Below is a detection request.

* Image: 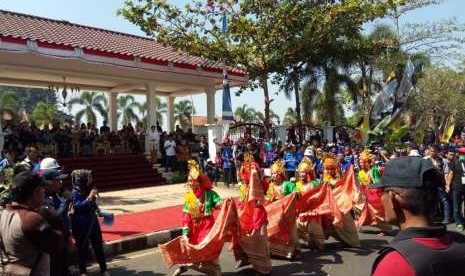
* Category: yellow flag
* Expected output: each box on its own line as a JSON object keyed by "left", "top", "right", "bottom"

{"left": 440, "top": 116, "right": 455, "bottom": 143}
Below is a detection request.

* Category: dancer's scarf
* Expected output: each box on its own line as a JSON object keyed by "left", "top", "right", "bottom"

{"left": 160, "top": 198, "right": 240, "bottom": 267}
{"left": 238, "top": 170, "right": 266, "bottom": 234}
{"left": 355, "top": 186, "right": 386, "bottom": 228}
{"left": 265, "top": 193, "right": 297, "bottom": 244}
{"left": 297, "top": 183, "right": 343, "bottom": 228}
{"left": 332, "top": 166, "right": 364, "bottom": 214}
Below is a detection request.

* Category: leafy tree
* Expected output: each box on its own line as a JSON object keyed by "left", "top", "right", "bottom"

{"left": 234, "top": 104, "right": 255, "bottom": 123}
{"left": 68, "top": 91, "right": 108, "bottom": 125}
{"left": 0, "top": 92, "right": 19, "bottom": 113}
{"left": 283, "top": 108, "right": 297, "bottom": 126}
{"left": 137, "top": 97, "right": 167, "bottom": 126}
{"left": 173, "top": 99, "right": 195, "bottom": 130}
{"left": 253, "top": 109, "right": 279, "bottom": 125}
{"left": 410, "top": 66, "right": 465, "bottom": 139}
{"left": 117, "top": 95, "right": 140, "bottom": 126}
{"left": 119, "top": 0, "right": 402, "bottom": 137}
{"left": 0, "top": 86, "right": 59, "bottom": 119}
{"left": 31, "top": 101, "right": 61, "bottom": 126}
{"left": 388, "top": 0, "right": 465, "bottom": 63}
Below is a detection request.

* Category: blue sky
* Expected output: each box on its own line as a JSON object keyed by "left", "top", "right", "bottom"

{"left": 0, "top": 0, "right": 464, "bottom": 127}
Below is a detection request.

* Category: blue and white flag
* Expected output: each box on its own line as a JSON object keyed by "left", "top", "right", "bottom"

{"left": 221, "top": 11, "right": 233, "bottom": 140}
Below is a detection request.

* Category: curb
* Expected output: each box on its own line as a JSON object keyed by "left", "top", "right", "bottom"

{"left": 103, "top": 227, "right": 182, "bottom": 256}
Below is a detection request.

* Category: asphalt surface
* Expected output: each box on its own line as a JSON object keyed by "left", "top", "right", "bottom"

{"left": 88, "top": 228, "right": 396, "bottom": 276}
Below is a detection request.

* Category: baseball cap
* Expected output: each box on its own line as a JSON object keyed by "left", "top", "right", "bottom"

{"left": 41, "top": 169, "right": 68, "bottom": 181}
{"left": 40, "top": 158, "right": 61, "bottom": 170}
{"left": 371, "top": 156, "right": 435, "bottom": 188}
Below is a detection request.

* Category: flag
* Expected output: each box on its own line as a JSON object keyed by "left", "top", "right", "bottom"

{"left": 440, "top": 116, "right": 455, "bottom": 143}
{"left": 221, "top": 11, "right": 233, "bottom": 140}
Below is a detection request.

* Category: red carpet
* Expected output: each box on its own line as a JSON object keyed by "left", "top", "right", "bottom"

{"left": 101, "top": 199, "right": 239, "bottom": 242}
{"left": 101, "top": 204, "right": 183, "bottom": 242}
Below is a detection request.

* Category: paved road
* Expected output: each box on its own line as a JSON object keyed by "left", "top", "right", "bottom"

{"left": 88, "top": 228, "right": 394, "bottom": 276}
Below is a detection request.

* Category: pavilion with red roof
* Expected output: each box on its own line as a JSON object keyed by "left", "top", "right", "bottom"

{"left": 0, "top": 9, "right": 247, "bottom": 140}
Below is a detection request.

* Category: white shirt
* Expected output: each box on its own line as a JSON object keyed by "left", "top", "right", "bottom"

{"left": 164, "top": 140, "right": 176, "bottom": 156}
{"left": 148, "top": 130, "right": 159, "bottom": 151}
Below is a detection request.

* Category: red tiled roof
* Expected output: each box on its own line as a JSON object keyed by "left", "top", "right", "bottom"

{"left": 192, "top": 116, "right": 222, "bottom": 125}
{"left": 0, "top": 10, "right": 246, "bottom": 76}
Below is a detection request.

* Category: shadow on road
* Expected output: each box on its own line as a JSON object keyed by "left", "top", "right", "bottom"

{"left": 106, "top": 266, "right": 164, "bottom": 276}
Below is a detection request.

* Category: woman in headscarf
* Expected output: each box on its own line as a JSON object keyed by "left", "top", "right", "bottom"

{"left": 70, "top": 169, "right": 109, "bottom": 276}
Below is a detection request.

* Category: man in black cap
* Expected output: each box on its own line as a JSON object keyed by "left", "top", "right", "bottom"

{"left": 41, "top": 168, "right": 72, "bottom": 276}
{"left": 372, "top": 156, "right": 465, "bottom": 276}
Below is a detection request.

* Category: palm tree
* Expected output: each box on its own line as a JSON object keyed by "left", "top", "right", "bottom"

{"left": 254, "top": 109, "right": 280, "bottom": 125}
{"left": 137, "top": 97, "right": 167, "bottom": 126}
{"left": 173, "top": 99, "right": 195, "bottom": 130}
{"left": 283, "top": 108, "right": 297, "bottom": 125}
{"left": 68, "top": 91, "right": 108, "bottom": 125}
{"left": 117, "top": 95, "right": 140, "bottom": 126}
{"left": 31, "top": 101, "right": 60, "bottom": 126}
{"left": 0, "top": 92, "right": 19, "bottom": 114}
{"left": 234, "top": 104, "right": 255, "bottom": 123}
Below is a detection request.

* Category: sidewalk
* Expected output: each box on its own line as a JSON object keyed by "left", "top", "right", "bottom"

{"left": 98, "top": 183, "right": 239, "bottom": 255}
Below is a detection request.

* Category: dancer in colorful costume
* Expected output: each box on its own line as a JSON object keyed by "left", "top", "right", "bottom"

{"left": 323, "top": 154, "right": 360, "bottom": 248}
{"left": 356, "top": 149, "right": 392, "bottom": 235}
{"left": 234, "top": 153, "right": 272, "bottom": 275}
{"left": 265, "top": 160, "right": 300, "bottom": 260}
{"left": 295, "top": 157, "right": 327, "bottom": 250}
{"left": 173, "top": 160, "right": 222, "bottom": 276}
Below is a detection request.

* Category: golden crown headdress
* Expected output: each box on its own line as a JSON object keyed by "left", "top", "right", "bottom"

{"left": 359, "top": 149, "right": 374, "bottom": 163}
{"left": 188, "top": 159, "right": 201, "bottom": 180}
{"left": 270, "top": 159, "right": 286, "bottom": 175}
{"left": 243, "top": 153, "right": 254, "bottom": 165}
{"left": 322, "top": 153, "right": 338, "bottom": 170}
{"left": 297, "top": 156, "right": 314, "bottom": 173}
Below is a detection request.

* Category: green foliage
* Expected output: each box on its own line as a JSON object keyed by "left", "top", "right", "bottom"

{"left": 137, "top": 97, "right": 167, "bottom": 126}
{"left": 283, "top": 107, "right": 297, "bottom": 126}
{"left": 234, "top": 104, "right": 255, "bottom": 123}
{"left": 119, "top": 0, "right": 404, "bottom": 135}
{"left": 171, "top": 170, "right": 187, "bottom": 184}
{"left": 173, "top": 99, "right": 195, "bottom": 130}
{"left": 31, "top": 101, "right": 61, "bottom": 126}
{"left": 117, "top": 95, "right": 140, "bottom": 126}
{"left": 68, "top": 91, "right": 108, "bottom": 125}
{"left": 410, "top": 66, "right": 465, "bottom": 137}
{"left": 0, "top": 86, "right": 59, "bottom": 122}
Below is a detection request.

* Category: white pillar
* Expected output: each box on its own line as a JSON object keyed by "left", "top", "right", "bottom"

{"left": 206, "top": 87, "right": 216, "bottom": 124}
{"left": 166, "top": 96, "right": 175, "bottom": 133}
{"left": 107, "top": 92, "right": 118, "bottom": 131}
{"left": 145, "top": 83, "right": 158, "bottom": 154}
{"left": 0, "top": 117, "right": 4, "bottom": 153}
{"left": 145, "top": 83, "right": 158, "bottom": 129}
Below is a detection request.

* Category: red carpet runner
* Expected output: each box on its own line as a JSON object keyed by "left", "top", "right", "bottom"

{"left": 101, "top": 204, "right": 183, "bottom": 242}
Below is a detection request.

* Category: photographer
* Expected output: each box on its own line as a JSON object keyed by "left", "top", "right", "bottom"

{"left": 41, "top": 166, "right": 72, "bottom": 276}
{"left": 70, "top": 169, "right": 109, "bottom": 276}
{"left": 0, "top": 171, "right": 63, "bottom": 276}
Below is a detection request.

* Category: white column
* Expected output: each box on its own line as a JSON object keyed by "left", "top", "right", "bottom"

{"left": 0, "top": 117, "right": 4, "bottom": 153}
{"left": 107, "top": 92, "right": 118, "bottom": 131}
{"left": 206, "top": 87, "right": 216, "bottom": 124}
{"left": 166, "top": 96, "right": 175, "bottom": 133}
{"left": 145, "top": 83, "right": 158, "bottom": 154}
{"left": 145, "top": 83, "right": 158, "bottom": 129}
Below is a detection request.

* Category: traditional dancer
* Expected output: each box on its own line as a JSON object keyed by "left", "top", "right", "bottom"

{"left": 173, "top": 160, "right": 222, "bottom": 276}
{"left": 265, "top": 160, "right": 300, "bottom": 260}
{"left": 266, "top": 160, "right": 297, "bottom": 202}
{"left": 356, "top": 149, "right": 392, "bottom": 235}
{"left": 295, "top": 157, "right": 327, "bottom": 250}
{"left": 296, "top": 157, "right": 320, "bottom": 192}
{"left": 234, "top": 153, "right": 272, "bottom": 275}
{"left": 320, "top": 154, "right": 360, "bottom": 248}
